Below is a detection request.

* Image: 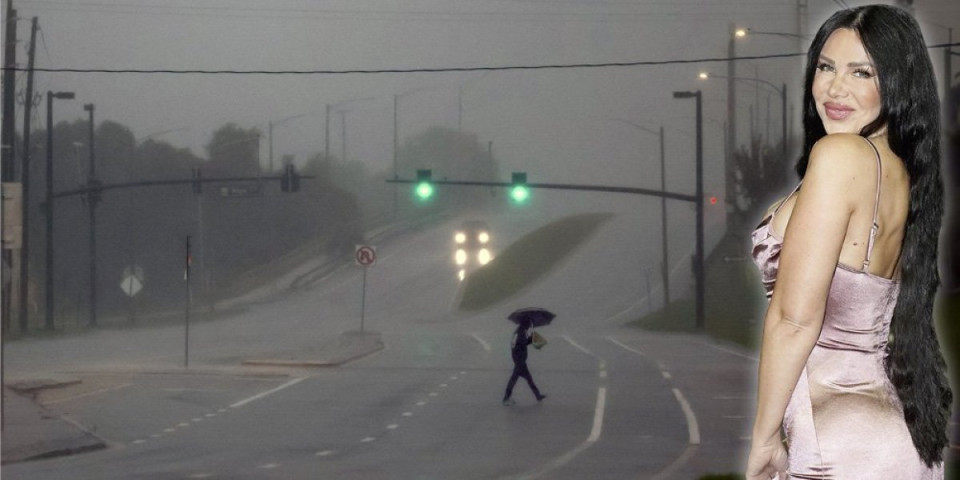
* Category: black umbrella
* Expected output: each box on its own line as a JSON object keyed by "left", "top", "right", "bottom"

{"left": 507, "top": 307, "right": 556, "bottom": 328}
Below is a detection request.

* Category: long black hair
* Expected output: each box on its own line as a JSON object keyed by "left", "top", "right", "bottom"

{"left": 796, "top": 5, "right": 950, "bottom": 465}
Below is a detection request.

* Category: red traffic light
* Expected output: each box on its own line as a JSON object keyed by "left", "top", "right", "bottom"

{"left": 709, "top": 196, "right": 718, "bottom": 205}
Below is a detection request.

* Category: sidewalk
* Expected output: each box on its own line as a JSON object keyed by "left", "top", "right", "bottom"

{"left": 2, "top": 382, "right": 106, "bottom": 465}
{"left": 0, "top": 329, "right": 384, "bottom": 466}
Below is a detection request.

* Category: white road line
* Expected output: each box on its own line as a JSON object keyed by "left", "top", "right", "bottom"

{"left": 230, "top": 377, "right": 306, "bottom": 408}
{"left": 361, "top": 437, "right": 376, "bottom": 443}
{"left": 470, "top": 333, "right": 491, "bottom": 352}
{"left": 662, "top": 371, "right": 672, "bottom": 380}
{"left": 315, "top": 450, "right": 334, "bottom": 457}
{"left": 649, "top": 444, "right": 699, "bottom": 480}
{"left": 607, "top": 336, "right": 645, "bottom": 356}
{"left": 694, "top": 339, "right": 758, "bottom": 361}
{"left": 562, "top": 335, "right": 593, "bottom": 355}
{"left": 521, "top": 387, "right": 607, "bottom": 479}
{"left": 44, "top": 382, "right": 135, "bottom": 405}
{"left": 672, "top": 388, "right": 701, "bottom": 445}
{"left": 588, "top": 387, "right": 607, "bottom": 443}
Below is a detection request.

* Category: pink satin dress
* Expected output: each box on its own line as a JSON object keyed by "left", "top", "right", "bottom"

{"left": 751, "top": 139, "right": 942, "bottom": 479}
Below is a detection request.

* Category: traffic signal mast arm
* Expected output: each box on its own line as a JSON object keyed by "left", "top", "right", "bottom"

{"left": 387, "top": 177, "right": 698, "bottom": 202}
{"left": 51, "top": 172, "right": 313, "bottom": 199}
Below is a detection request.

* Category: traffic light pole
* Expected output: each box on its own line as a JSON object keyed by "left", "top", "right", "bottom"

{"left": 387, "top": 175, "right": 706, "bottom": 328}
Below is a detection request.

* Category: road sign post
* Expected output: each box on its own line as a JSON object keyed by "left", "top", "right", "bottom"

{"left": 355, "top": 245, "right": 377, "bottom": 333}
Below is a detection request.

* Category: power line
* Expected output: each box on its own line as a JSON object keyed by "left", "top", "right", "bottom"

{"left": 3, "top": 42, "right": 957, "bottom": 76}
{"left": 0, "top": 51, "right": 809, "bottom": 75}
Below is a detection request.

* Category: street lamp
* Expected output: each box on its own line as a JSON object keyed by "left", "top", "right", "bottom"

{"left": 609, "top": 118, "right": 670, "bottom": 308}
{"left": 672, "top": 90, "right": 705, "bottom": 331}
{"left": 83, "top": 103, "right": 98, "bottom": 327}
{"left": 700, "top": 72, "right": 787, "bottom": 159}
{"left": 324, "top": 96, "right": 375, "bottom": 163}
{"left": 45, "top": 90, "right": 75, "bottom": 331}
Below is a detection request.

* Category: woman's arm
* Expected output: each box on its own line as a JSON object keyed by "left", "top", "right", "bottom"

{"left": 750, "top": 134, "right": 872, "bottom": 448}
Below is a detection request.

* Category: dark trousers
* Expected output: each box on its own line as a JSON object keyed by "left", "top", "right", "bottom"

{"left": 504, "top": 359, "right": 541, "bottom": 400}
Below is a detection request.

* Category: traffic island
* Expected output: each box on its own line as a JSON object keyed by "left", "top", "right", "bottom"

{"left": 242, "top": 330, "right": 384, "bottom": 368}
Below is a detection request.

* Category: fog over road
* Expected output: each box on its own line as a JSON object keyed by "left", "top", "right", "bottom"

{"left": 3, "top": 194, "right": 752, "bottom": 479}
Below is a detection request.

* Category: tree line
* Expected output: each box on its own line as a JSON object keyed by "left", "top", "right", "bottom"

{"left": 15, "top": 118, "right": 498, "bottom": 331}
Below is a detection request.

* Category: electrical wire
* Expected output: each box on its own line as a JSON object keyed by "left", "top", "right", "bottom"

{"left": 1, "top": 51, "right": 808, "bottom": 75}
{"left": 3, "top": 42, "right": 957, "bottom": 76}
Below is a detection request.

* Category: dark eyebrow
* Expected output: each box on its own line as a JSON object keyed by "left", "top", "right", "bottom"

{"left": 819, "top": 54, "right": 874, "bottom": 69}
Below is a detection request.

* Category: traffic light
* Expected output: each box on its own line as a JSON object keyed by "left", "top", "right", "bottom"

{"left": 415, "top": 169, "right": 434, "bottom": 200}
{"left": 510, "top": 172, "right": 529, "bottom": 204}
{"left": 192, "top": 167, "right": 202, "bottom": 194}
{"left": 281, "top": 164, "right": 300, "bottom": 192}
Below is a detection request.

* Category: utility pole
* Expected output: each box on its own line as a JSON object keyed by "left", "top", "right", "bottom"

{"left": 658, "top": 126, "right": 669, "bottom": 307}
{"left": 726, "top": 24, "right": 737, "bottom": 216}
{"left": 2, "top": 0, "right": 17, "bottom": 333}
{"left": 393, "top": 94, "right": 399, "bottom": 219}
{"left": 83, "top": 103, "right": 97, "bottom": 327}
{"left": 18, "top": 16, "right": 36, "bottom": 332}
{"left": 45, "top": 90, "right": 75, "bottom": 331}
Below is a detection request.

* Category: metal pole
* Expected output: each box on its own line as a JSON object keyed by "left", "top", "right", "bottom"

{"left": 185, "top": 236, "right": 191, "bottom": 368}
{"left": 659, "top": 126, "right": 669, "bottom": 307}
{"left": 946, "top": 29, "right": 953, "bottom": 109}
{"left": 726, "top": 24, "right": 737, "bottom": 213}
{"left": 393, "top": 95, "right": 399, "bottom": 219}
{"left": 44, "top": 90, "right": 73, "bottom": 331}
{"left": 84, "top": 103, "right": 97, "bottom": 327}
{"left": 18, "top": 17, "right": 37, "bottom": 332}
{"left": 340, "top": 111, "right": 347, "bottom": 163}
{"left": 268, "top": 120, "right": 274, "bottom": 172}
{"left": 360, "top": 266, "right": 367, "bottom": 333}
{"left": 695, "top": 91, "right": 705, "bottom": 330}
{"left": 324, "top": 104, "right": 330, "bottom": 162}
{"left": 44, "top": 91, "right": 54, "bottom": 331}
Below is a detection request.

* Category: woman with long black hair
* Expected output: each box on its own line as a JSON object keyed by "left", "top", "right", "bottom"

{"left": 746, "top": 5, "right": 951, "bottom": 479}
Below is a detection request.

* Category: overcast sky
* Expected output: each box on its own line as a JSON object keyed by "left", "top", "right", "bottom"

{"left": 6, "top": 0, "right": 959, "bottom": 197}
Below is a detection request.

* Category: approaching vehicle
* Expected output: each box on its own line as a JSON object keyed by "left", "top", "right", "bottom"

{"left": 454, "top": 220, "right": 494, "bottom": 281}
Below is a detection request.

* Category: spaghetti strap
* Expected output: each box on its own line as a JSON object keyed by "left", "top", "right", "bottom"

{"left": 862, "top": 137, "right": 882, "bottom": 271}
{"left": 772, "top": 181, "right": 803, "bottom": 218}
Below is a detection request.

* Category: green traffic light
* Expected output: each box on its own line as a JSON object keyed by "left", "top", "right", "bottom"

{"left": 416, "top": 182, "right": 435, "bottom": 200}
{"left": 510, "top": 185, "right": 530, "bottom": 203}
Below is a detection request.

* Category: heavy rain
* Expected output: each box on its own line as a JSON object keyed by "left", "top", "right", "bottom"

{"left": 1, "top": 0, "right": 958, "bottom": 478}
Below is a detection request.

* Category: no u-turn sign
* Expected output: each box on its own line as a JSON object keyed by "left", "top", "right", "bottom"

{"left": 355, "top": 245, "right": 377, "bottom": 267}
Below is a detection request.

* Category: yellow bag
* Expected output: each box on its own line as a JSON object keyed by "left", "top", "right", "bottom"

{"left": 531, "top": 331, "right": 547, "bottom": 350}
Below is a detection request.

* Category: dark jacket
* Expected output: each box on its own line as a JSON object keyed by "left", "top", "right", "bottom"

{"left": 511, "top": 326, "right": 532, "bottom": 362}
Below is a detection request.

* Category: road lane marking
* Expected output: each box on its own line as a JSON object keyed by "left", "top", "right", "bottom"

{"left": 562, "top": 335, "right": 593, "bottom": 355}
{"left": 662, "top": 371, "right": 672, "bottom": 380}
{"left": 522, "top": 387, "right": 607, "bottom": 479}
{"left": 607, "top": 336, "right": 645, "bottom": 356}
{"left": 258, "top": 463, "right": 278, "bottom": 469}
{"left": 315, "top": 450, "right": 334, "bottom": 457}
{"left": 44, "top": 382, "right": 135, "bottom": 405}
{"left": 470, "top": 333, "right": 491, "bottom": 352}
{"left": 230, "top": 377, "right": 306, "bottom": 408}
{"left": 650, "top": 444, "right": 698, "bottom": 480}
{"left": 361, "top": 437, "right": 376, "bottom": 443}
{"left": 672, "top": 388, "right": 701, "bottom": 445}
{"left": 693, "top": 339, "right": 758, "bottom": 361}
{"left": 387, "top": 424, "right": 399, "bottom": 430}
{"left": 588, "top": 387, "right": 606, "bottom": 442}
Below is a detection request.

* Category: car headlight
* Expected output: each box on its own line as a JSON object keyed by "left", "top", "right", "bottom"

{"left": 478, "top": 232, "right": 489, "bottom": 243}
{"left": 478, "top": 248, "right": 492, "bottom": 265}
{"left": 455, "top": 232, "right": 466, "bottom": 244}
{"left": 455, "top": 249, "right": 467, "bottom": 265}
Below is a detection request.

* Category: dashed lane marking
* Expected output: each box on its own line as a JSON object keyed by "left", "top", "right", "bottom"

{"left": 230, "top": 377, "right": 306, "bottom": 408}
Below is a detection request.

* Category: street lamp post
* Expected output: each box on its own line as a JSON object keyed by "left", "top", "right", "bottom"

{"left": 672, "top": 90, "right": 704, "bottom": 331}
{"left": 83, "top": 103, "right": 98, "bottom": 327}
{"left": 611, "top": 119, "right": 670, "bottom": 308}
{"left": 700, "top": 72, "right": 787, "bottom": 159}
{"left": 45, "top": 90, "right": 75, "bottom": 331}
